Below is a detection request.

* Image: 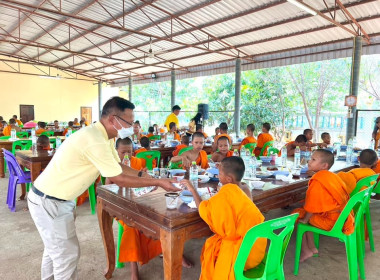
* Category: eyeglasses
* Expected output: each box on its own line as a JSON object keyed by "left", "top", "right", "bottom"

{"left": 113, "top": 115, "right": 133, "bottom": 127}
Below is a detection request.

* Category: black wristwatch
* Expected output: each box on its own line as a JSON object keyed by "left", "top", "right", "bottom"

{"left": 138, "top": 171, "right": 143, "bottom": 177}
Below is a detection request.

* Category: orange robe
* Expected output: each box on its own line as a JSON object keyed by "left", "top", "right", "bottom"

{"left": 135, "top": 147, "right": 147, "bottom": 156}
{"left": 73, "top": 122, "right": 80, "bottom": 126}
{"left": 146, "top": 133, "right": 154, "bottom": 138}
{"left": 130, "top": 156, "right": 145, "bottom": 170}
{"left": 239, "top": 136, "right": 257, "bottom": 149}
{"left": 172, "top": 144, "right": 188, "bottom": 156}
{"left": 195, "top": 150, "right": 209, "bottom": 169}
{"left": 337, "top": 168, "right": 376, "bottom": 194}
{"left": 16, "top": 119, "right": 23, "bottom": 126}
{"left": 2, "top": 126, "right": 11, "bottom": 136}
{"left": 375, "top": 130, "right": 380, "bottom": 149}
{"left": 199, "top": 183, "right": 267, "bottom": 280}
{"left": 173, "top": 132, "right": 181, "bottom": 141}
{"left": 118, "top": 158, "right": 162, "bottom": 264}
{"left": 202, "top": 132, "right": 209, "bottom": 138}
{"left": 373, "top": 160, "right": 380, "bottom": 173}
{"left": 293, "top": 170, "right": 354, "bottom": 235}
{"left": 214, "top": 133, "right": 232, "bottom": 144}
{"left": 36, "top": 128, "right": 47, "bottom": 135}
{"left": 254, "top": 133, "right": 274, "bottom": 156}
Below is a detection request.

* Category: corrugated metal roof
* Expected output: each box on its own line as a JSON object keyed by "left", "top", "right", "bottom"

{"left": 0, "top": 0, "right": 378, "bottom": 83}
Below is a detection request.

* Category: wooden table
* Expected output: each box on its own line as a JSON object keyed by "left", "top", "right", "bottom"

{"left": 15, "top": 150, "right": 53, "bottom": 182}
{"left": 97, "top": 160, "right": 354, "bottom": 280}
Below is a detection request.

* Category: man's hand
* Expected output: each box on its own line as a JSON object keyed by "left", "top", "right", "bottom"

{"left": 158, "top": 179, "right": 181, "bottom": 192}
{"left": 140, "top": 171, "right": 151, "bottom": 178}
{"left": 181, "top": 156, "right": 191, "bottom": 168}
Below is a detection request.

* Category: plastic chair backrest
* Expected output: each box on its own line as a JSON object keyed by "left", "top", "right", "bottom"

{"left": 135, "top": 150, "right": 161, "bottom": 170}
{"left": 244, "top": 143, "right": 257, "bottom": 154}
{"left": 179, "top": 146, "right": 193, "bottom": 155}
{"left": 2, "top": 149, "right": 30, "bottom": 181}
{"left": 350, "top": 174, "right": 379, "bottom": 198}
{"left": 267, "top": 147, "right": 279, "bottom": 155}
{"left": 0, "top": 136, "right": 11, "bottom": 140}
{"left": 149, "top": 135, "right": 161, "bottom": 140}
{"left": 331, "top": 186, "right": 373, "bottom": 234}
{"left": 11, "top": 140, "right": 32, "bottom": 155}
{"left": 41, "top": 131, "right": 54, "bottom": 137}
{"left": 259, "top": 141, "right": 274, "bottom": 157}
{"left": 16, "top": 131, "right": 28, "bottom": 138}
{"left": 49, "top": 138, "right": 56, "bottom": 149}
{"left": 373, "top": 178, "right": 380, "bottom": 194}
{"left": 234, "top": 213, "right": 299, "bottom": 279}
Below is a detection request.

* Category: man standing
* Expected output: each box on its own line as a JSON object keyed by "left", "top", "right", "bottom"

{"left": 28, "top": 97, "right": 179, "bottom": 280}
{"left": 164, "top": 105, "right": 181, "bottom": 131}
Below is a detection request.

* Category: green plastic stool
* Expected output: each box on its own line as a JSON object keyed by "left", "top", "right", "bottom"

{"left": 235, "top": 213, "right": 298, "bottom": 280}
{"left": 244, "top": 143, "right": 257, "bottom": 154}
{"left": 136, "top": 150, "right": 161, "bottom": 170}
{"left": 16, "top": 131, "right": 28, "bottom": 138}
{"left": 294, "top": 187, "right": 374, "bottom": 280}
{"left": 41, "top": 131, "right": 54, "bottom": 137}
{"left": 148, "top": 135, "right": 161, "bottom": 140}
{"left": 116, "top": 221, "right": 125, "bottom": 268}
{"left": 258, "top": 141, "right": 274, "bottom": 158}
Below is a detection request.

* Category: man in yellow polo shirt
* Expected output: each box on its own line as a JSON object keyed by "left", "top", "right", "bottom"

{"left": 28, "top": 97, "right": 179, "bottom": 280}
{"left": 164, "top": 105, "right": 181, "bottom": 130}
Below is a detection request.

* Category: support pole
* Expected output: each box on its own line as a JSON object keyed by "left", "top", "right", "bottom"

{"left": 346, "top": 36, "right": 362, "bottom": 144}
{"left": 98, "top": 81, "right": 103, "bottom": 120}
{"left": 128, "top": 76, "right": 132, "bottom": 101}
{"left": 234, "top": 58, "right": 241, "bottom": 137}
{"left": 171, "top": 70, "right": 176, "bottom": 108}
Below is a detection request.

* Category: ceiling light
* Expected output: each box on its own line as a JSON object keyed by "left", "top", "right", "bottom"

{"left": 287, "top": 0, "right": 317, "bottom": 16}
{"left": 96, "top": 57, "right": 124, "bottom": 64}
{"left": 39, "top": 75, "right": 61, "bottom": 80}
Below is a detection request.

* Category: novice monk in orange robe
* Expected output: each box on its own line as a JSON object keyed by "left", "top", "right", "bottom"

{"left": 172, "top": 135, "right": 190, "bottom": 156}
{"left": 254, "top": 122, "right": 274, "bottom": 156}
{"left": 239, "top": 123, "right": 257, "bottom": 150}
{"left": 282, "top": 134, "right": 307, "bottom": 156}
{"left": 211, "top": 136, "right": 234, "bottom": 163}
{"left": 36, "top": 122, "right": 48, "bottom": 135}
{"left": 168, "top": 122, "right": 181, "bottom": 141}
{"left": 213, "top": 122, "right": 232, "bottom": 151}
{"left": 337, "top": 149, "right": 377, "bottom": 194}
{"left": 171, "top": 132, "right": 209, "bottom": 169}
{"left": 3, "top": 118, "right": 21, "bottom": 135}
{"left": 293, "top": 149, "right": 354, "bottom": 262}
{"left": 135, "top": 136, "right": 157, "bottom": 168}
{"left": 196, "top": 124, "right": 209, "bottom": 138}
{"left": 181, "top": 156, "right": 267, "bottom": 279}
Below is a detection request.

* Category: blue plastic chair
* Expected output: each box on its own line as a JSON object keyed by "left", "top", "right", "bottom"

{"left": 2, "top": 149, "right": 32, "bottom": 212}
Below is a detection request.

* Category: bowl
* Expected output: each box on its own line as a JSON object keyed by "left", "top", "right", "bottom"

{"left": 180, "top": 190, "right": 194, "bottom": 203}
{"left": 168, "top": 169, "right": 186, "bottom": 175}
{"left": 198, "top": 174, "right": 210, "bottom": 183}
{"left": 206, "top": 168, "right": 219, "bottom": 175}
{"left": 260, "top": 156, "right": 272, "bottom": 163}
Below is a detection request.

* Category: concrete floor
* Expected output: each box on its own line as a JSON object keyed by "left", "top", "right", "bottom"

{"left": 0, "top": 175, "right": 379, "bottom": 280}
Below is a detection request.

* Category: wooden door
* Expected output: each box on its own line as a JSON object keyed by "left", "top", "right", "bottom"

{"left": 81, "top": 107, "right": 92, "bottom": 124}
{"left": 20, "top": 105, "right": 34, "bottom": 123}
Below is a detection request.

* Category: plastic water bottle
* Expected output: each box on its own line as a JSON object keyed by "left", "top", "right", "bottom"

{"left": 82, "top": 123, "right": 86, "bottom": 128}
{"left": 240, "top": 146, "right": 246, "bottom": 158}
{"left": 352, "top": 137, "right": 357, "bottom": 149}
{"left": 281, "top": 146, "right": 287, "bottom": 167}
{"left": 122, "top": 155, "right": 130, "bottom": 167}
{"left": 346, "top": 139, "right": 353, "bottom": 164}
{"left": 56, "top": 137, "right": 62, "bottom": 148}
{"left": 370, "top": 138, "right": 375, "bottom": 150}
{"left": 32, "top": 133, "right": 37, "bottom": 155}
{"left": 190, "top": 161, "right": 198, "bottom": 189}
{"left": 11, "top": 129, "right": 16, "bottom": 140}
{"left": 294, "top": 146, "right": 301, "bottom": 168}
{"left": 31, "top": 128, "right": 36, "bottom": 137}
{"left": 233, "top": 149, "right": 239, "bottom": 157}
{"left": 249, "top": 156, "right": 257, "bottom": 178}
{"left": 67, "top": 128, "right": 72, "bottom": 137}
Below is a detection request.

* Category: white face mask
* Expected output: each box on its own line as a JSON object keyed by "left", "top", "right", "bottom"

{"left": 113, "top": 118, "right": 134, "bottom": 138}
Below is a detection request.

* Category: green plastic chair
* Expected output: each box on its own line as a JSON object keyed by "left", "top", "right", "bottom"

{"left": 235, "top": 213, "right": 298, "bottom": 280}
{"left": 75, "top": 182, "right": 96, "bottom": 215}
{"left": 49, "top": 138, "right": 56, "bottom": 149}
{"left": 244, "top": 143, "right": 257, "bottom": 154}
{"left": 258, "top": 141, "right": 274, "bottom": 157}
{"left": 11, "top": 140, "right": 32, "bottom": 155}
{"left": 349, "top": 175, "right": 379, "bottom": 257}
{"left": 0, "top": 136, "right": 11, "bottom": 140}
{"left": 169, "top": 146, "right": 193, "bottom": 169}
{"left": 179, "top": 146, "right": 193, "bottom": 155}
{"left": 148, "top": 135, "right": 161, "bottom": 140}
{"left": 19, "top": 125, "right": 23, "bottom": 128}
{"left": 16, "top": 131, "right": 28, "bottom": 138}
{"left": 267, "top": 147, "right": 279, "bottom": 155}
{"left": 41, "top": 131, "right": 54, "bottom": 137}
{"left": 294, "top": 186, "right": 374, "bottom": 280}
{"left": 136, "top": 150, "right": 161, "bottom": 170}
{"left": 116, "top": 221, "right": 125, "bottom": 268}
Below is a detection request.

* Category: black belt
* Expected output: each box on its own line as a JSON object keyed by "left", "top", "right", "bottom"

{"left": 32, "top": 185, "right": 66, "bottom": 202}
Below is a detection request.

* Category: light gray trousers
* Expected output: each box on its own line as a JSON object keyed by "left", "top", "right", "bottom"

{"left": 28, "top": 189, "right": 80, "bottom": 280}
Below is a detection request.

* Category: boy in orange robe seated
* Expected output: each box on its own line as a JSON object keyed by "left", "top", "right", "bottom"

{"left": 292, "top": 149, "right": 354, "bottom": 262}
{"left": 284, "top": 134, "right": 308, "bottom": 156}
{"left": 181, "top": 156, "right": 267, "bottom": 279}
{"left": 36, "top": 122, "right": 48, "bottom": 135}
{"left": 239, "top": 123, "right": 257, "bottom": 150}
{"left": 337, "top": 149, "right": 377, "bottom": 194}
{"left": 2, "top": 118, "right": 21, "bottom": 136}
{"left": 304, "top": 129, "right": 327, "bottom": 149}
{"left": 135, "top": 136, "right": 157, "bottom": 168}
{"left": 168, "top": 122, "right": 181, "bottom": 141}
{"left": 254, "top": 122, "right": 274, "bottom": 156}
{"left": 171, "top": 132, "right": 209, "bottom": 169}
{"left": 172, "top": 135, "right": 190, "bottom": 156}
{"left": 196, "top": 124, "right": 208, "bottom": 138}
{"left": 13, "top": 115, "right": 23, "bottom": 126}
{"left": 211, "top": 136, "right": 233, "bottom": 163}
{"left": 145, "top": 126, "right": 155, "bottom": 139}
{"left": 62, "top": 121, "right": 74, "bottom": 136}
{"left": 213, "top": 122, "right": 232, "bottom": 151}
{"left": 321, "top": 132, "right": 331, "bottom": 147}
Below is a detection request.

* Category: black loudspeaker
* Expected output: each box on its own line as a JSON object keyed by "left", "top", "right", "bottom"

{"left": 198, "top": 103, "right": 209, "bottom": 120}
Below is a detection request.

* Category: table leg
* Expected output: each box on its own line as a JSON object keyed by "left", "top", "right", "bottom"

{"left": 160, "top": 227, "right": 186, "bottom": 280}
{"left": 30, "top": 162, "right": 41, "bottom": 182}
{"left": 0, "top": 151, "right": 4, "bottom": 178}
{"left": 97, "top": 199, "right": 115, "bottom": 279}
